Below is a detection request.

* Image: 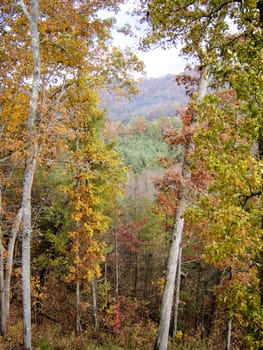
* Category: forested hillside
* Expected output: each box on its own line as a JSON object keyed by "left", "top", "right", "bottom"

{"left": 100, "top": 75, "right": 187, "bottom": 122}
{"left": 0, "top": 1, "right": 262, "bottom": 350}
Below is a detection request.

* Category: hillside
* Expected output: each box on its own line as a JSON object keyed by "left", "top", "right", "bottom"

{"left": 100, "top": 74, "right": 188, "bottom": 122}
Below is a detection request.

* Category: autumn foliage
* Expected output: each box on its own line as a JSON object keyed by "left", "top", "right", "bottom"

{"left": 0, "top": 0, "right": 263, "bottom": 349}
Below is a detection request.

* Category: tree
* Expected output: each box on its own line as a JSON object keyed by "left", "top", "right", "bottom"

{"left": 187, "top": 90, "right": 263, "bottom": 347}
{"left": 139, "top": 1, "right": 262, "bottom": 348}
{"left": 18, "top": 1, "right": 41, "bottom": 348}
{"left": 61, "top": 79, "right": 126, "bottom": 336}
{"left": 0, "top": 0, "right": 142, "bottom": 347}
{"left": 154, "top": 72, "right": 211, "bottom": 350}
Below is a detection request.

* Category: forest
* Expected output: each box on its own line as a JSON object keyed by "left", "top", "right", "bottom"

{"left": 0, "top": 1, "right": 262, "bottom": 350}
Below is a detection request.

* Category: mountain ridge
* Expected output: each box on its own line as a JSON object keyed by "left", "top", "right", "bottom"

{"left": 100, "top": 74, "right": 188, "bottom": 122}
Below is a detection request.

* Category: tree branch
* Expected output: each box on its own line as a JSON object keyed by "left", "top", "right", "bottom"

{"left": 242, "top": 190, "right": 262, "bottom": 207}
{"left": 18, "top": 0, "right": 31, "bottom": 22}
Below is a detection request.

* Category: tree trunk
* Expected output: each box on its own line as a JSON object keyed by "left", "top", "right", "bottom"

{"left": 19, "top": 1, "right": 41, "bottom": 348}
{"left": 133, "top": 250, "right": 140, "bottom": 296}
{"left": 173, "top": 246, "right": 182, "bottom": 343}
{"left": 22, "top": 151, "right": 37, "bottom": 350}
{"left": 2, "top": 209, "right": 22, "bottom": 335}
{"left": 154, "top": 178, "right": 188, "bottom": 350}
{"left": 258, "top": 135, "right": 263, "bottom": 305}
{"left": 226, "top": 318, "right": 232, "bottom": 350}
{"left": 143, "top": 253, "right": 150, "bottom": 299}
{"left": 76, "top": 280, "right": 82, "bottom": 336}
{"left": 115, "top": 228, "right": 119, "bottom": 301}
{"left": 154, "top": 70, "right": 211, "bottom": 350}
{"left": 91, "top": 279, "right": 98, "bottom": 330}
{"left": 0, "top": 242, "right": 5, "bottom": 336}
{"left": 0, "top": 187, "right": 5, "bottom": 336}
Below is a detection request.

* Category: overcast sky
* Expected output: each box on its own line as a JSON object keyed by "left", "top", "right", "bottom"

{"left": 109, "top": 2, "right": 187, "bottom": 78}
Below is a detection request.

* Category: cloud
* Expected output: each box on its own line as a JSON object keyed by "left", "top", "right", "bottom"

{"left": 101, "top": 1, "right": 187, "bottom": 78}
{"left": 137, "top": 48, "right": 187, "bottom": 78}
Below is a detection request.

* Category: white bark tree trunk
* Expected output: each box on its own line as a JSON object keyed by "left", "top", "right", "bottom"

{"left": 154, "top": 167, "right": 189, "bottom": 350}
{"left": 19, "top": 1, "right": 41, "bottom": 349}
{"left": 74, "top": 139, "right": 82, "bottom": 338}
{"left": 227, "top": 318, "right": 232, "bottom": 350}
{"left": 154, "top": 70, "right": 211, "bottom": 350}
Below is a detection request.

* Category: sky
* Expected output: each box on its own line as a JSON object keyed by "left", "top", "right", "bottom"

{"left": 109, "top": 2, "right": 187, "bottom": 78}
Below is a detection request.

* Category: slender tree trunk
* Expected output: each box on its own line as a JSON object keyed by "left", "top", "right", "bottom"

{"left": 173, "top": 246, "right": 182, "bottom": 343}
{"left": 0, "top": 242, "right": 4, "bottom": 336}
{"left": 134, "top": 250, "right": 140, "bottom": 296}
{"left": 91, "top": 279, "right": 98, "bottom": 330}
{"left": 194, "top": 263, "right": 202, "bottom": 329}
{"left": 0, "top": 187, "right": 5, "bottom": 336}
{"left": 143, "top": 253, "right": 150, "bottom": 299}
{"left": 115, "top": 228, "right": 119, "bottom": 301}
{"left": 154, "top": 70, "right": 211, "bottom": 350}
{"left": 19, "top": 1, "right": 41, "bottom": 348}
{"left": 0, "top": 188, "right": 22, "bottom": 336}
{"left": 0, "top": 244, "right": 5, "bottom": 336}
{"left": 258, "top": 135, "right": 263, "bottom": 305}
{"left": 256, "top": 1, "right": 262, "bottom": 304}
{"left": 2, "top": 209, "right": 22, "bottom": 335}
{"left": 74, "top": 136, "right": 83, "bottom": 338}
{"left": 76, "top": 280, "right": 82, "bottom": 336}
{"left": 226, "top": 318, "right": 232, "bottom": 350}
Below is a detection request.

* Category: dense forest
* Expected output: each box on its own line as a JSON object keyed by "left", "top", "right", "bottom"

{"left": 0, "top": 1, "right": 262, "bottom": 350}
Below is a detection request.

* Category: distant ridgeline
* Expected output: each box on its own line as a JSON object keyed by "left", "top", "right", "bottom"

{"left": 100, "top": 74, "right": 188, "bottom": 122}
